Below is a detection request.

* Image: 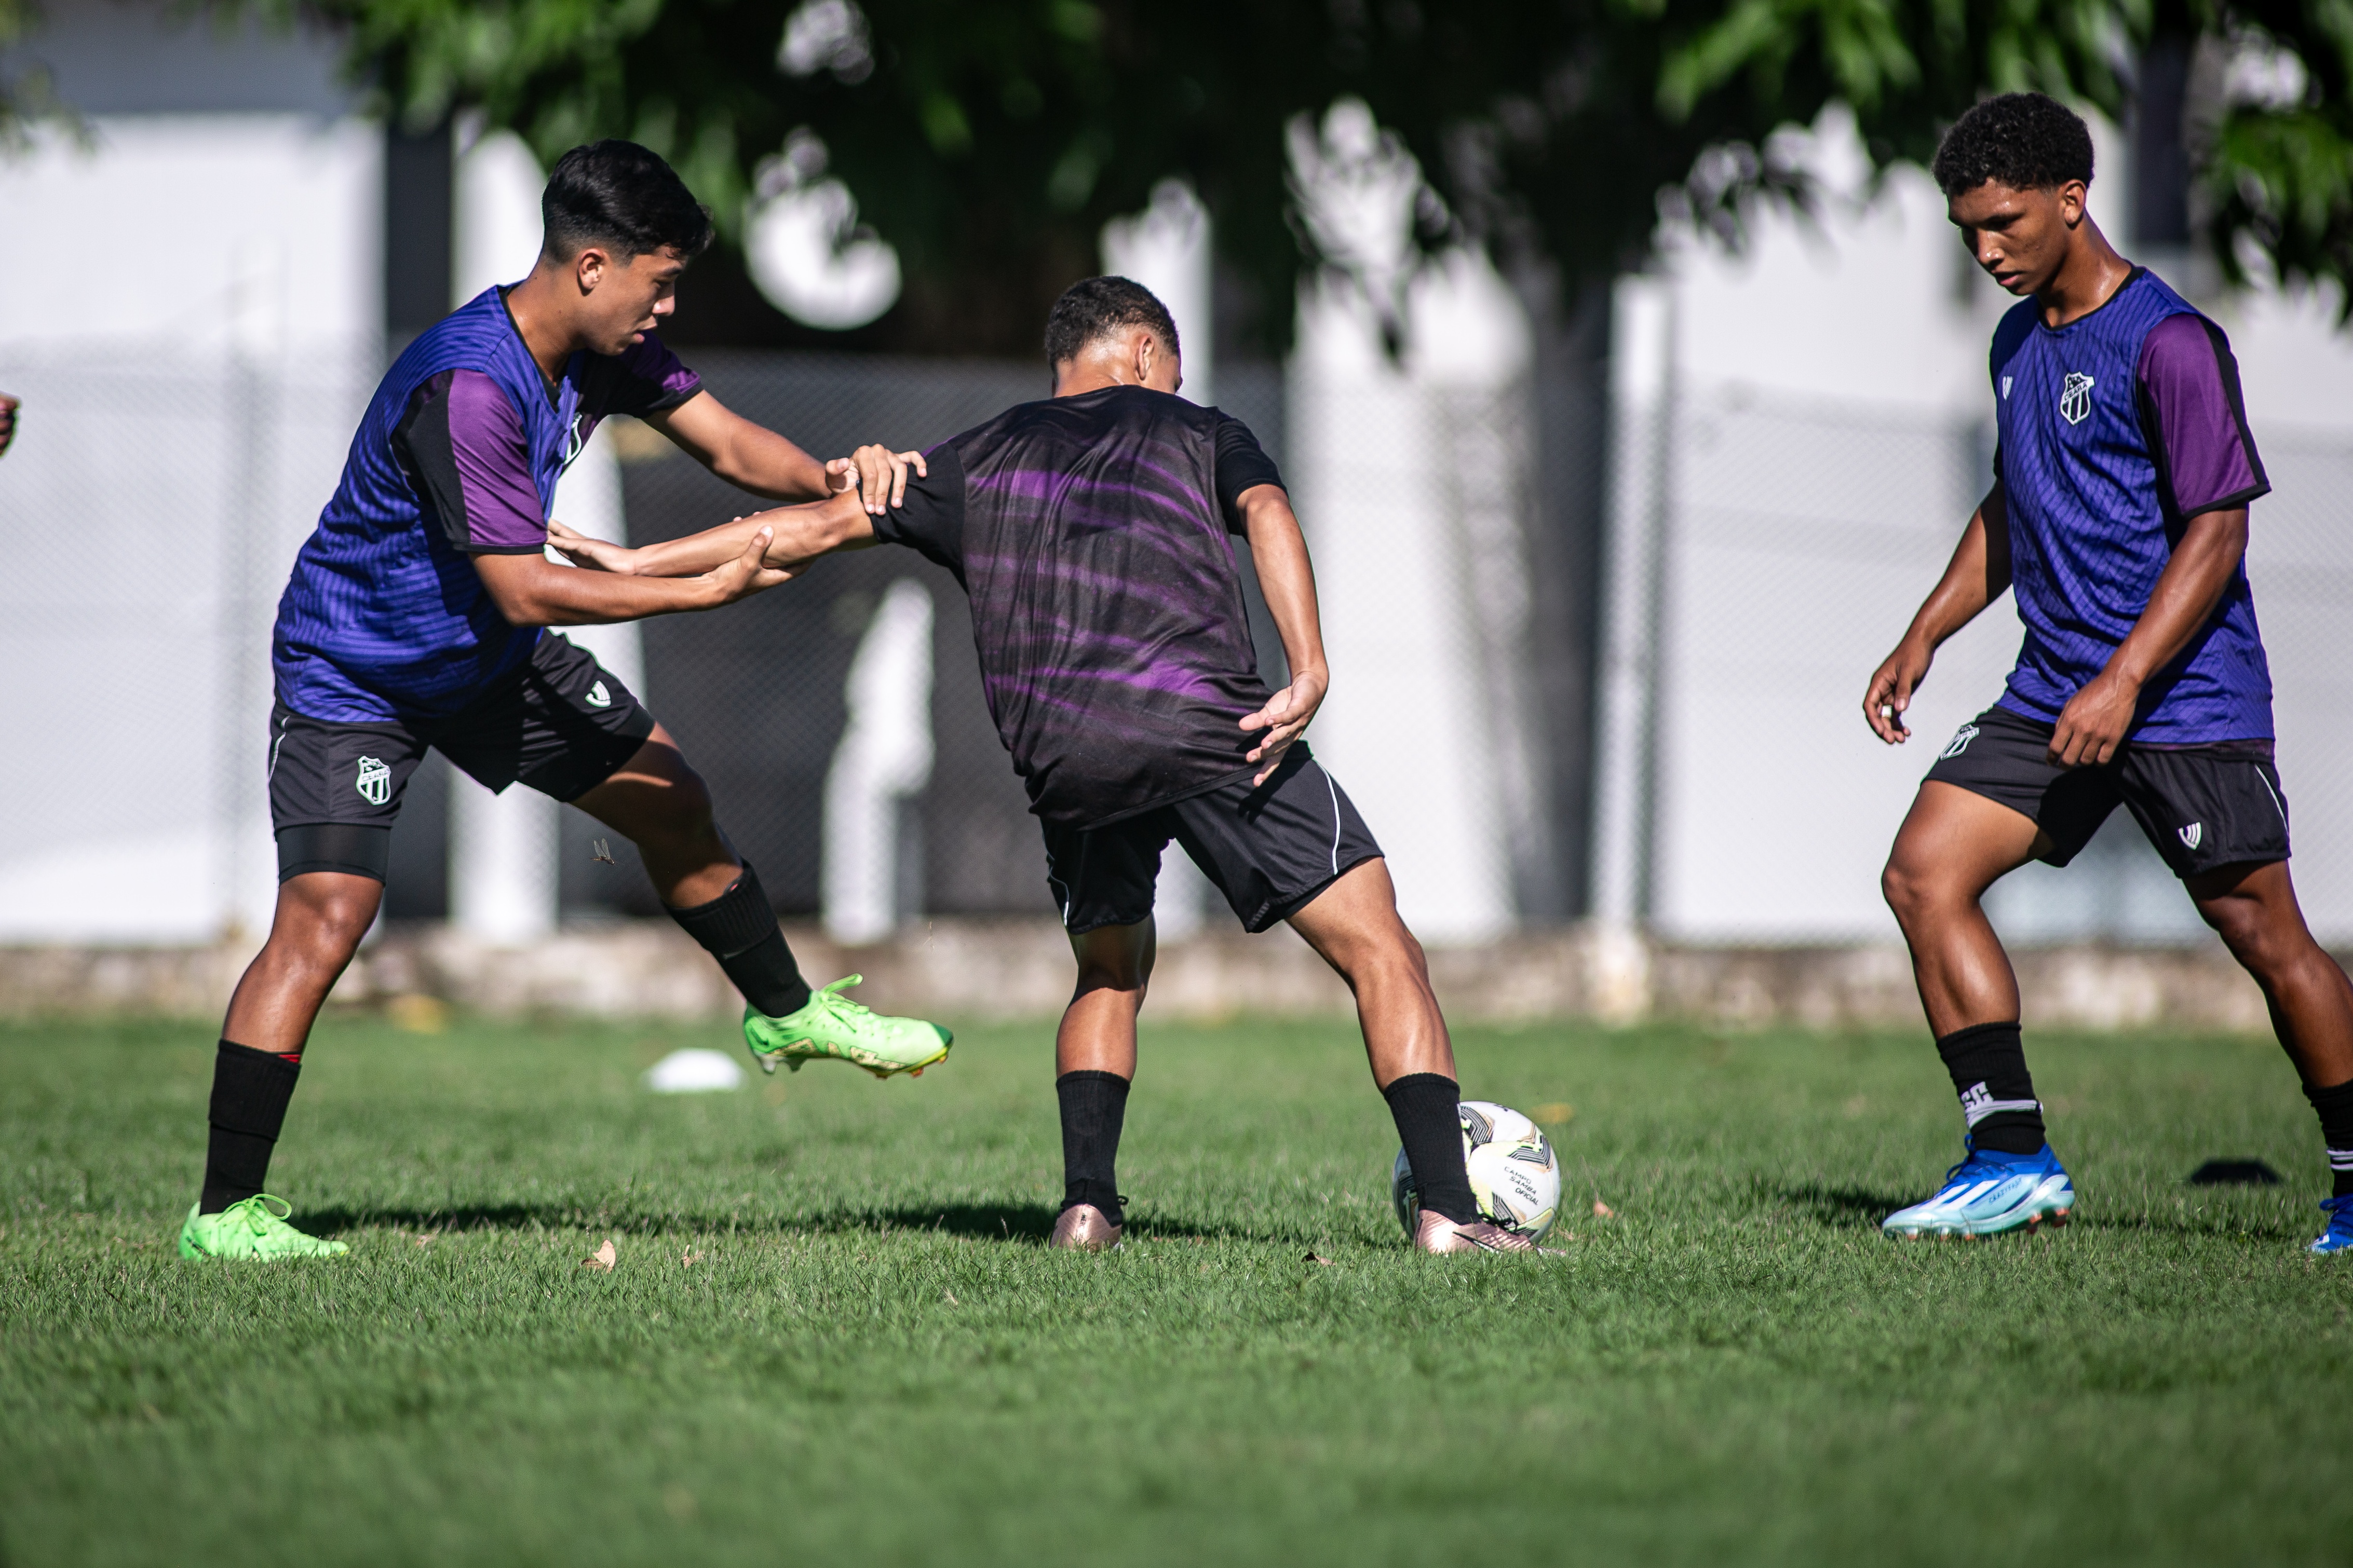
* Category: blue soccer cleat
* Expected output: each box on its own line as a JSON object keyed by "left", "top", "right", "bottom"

{"left": 1881, "top": 1142, "right": 2075, "bottom": 1239}
{"left": 2310, "top": 1196, "right": 2353, "bottom": 1255}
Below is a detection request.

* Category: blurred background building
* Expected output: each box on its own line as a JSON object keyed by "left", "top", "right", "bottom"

{"left": 2, "top": 0, "right": 2349, "bottom": 965}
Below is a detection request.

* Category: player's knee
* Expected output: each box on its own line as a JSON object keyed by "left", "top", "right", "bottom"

{"left": 631, "top": 769, "right": 719, "bottom": 850}
{"left": 2202, "top": 895, "right": 2301, "bottom": 978}
{"left": 1881, "top": 855, "right": 1939, "bottom": 925}
{"left": 1071, "top": 924, "right": 1153, "bottom": 994}
{"left": 1328, "top": 921, "right": 1428, "bottom": 993}
{"left": 271, "top": 881, "right": 377, "bottom": 966}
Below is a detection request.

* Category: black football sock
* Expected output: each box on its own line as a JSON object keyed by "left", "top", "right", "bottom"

{"left": 1057, "top": 1070, "right": 1130, "bottom": 1225}
{"left": 666, "top": 862, "right": 811, "bottom": 1018}
{"left": 1936, "top": 1021, "right": 2046, "bottom": 1156}
{"left": 199, "top": 1040, "right": 302, "bottom": 1214}
{"left": 2302, "top": 1078, "right": 2353, "bottom": 1198}
{"left": 1383, "top": 1072, "right": 1479, "bottom": 1225}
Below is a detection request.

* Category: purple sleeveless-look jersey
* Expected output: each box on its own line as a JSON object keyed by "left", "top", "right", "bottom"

{"left": 271, "top": 287, "right": 700, "bottom": 723}
{"left": 1989, "top": 267, "right": 2272, "bottom": 743}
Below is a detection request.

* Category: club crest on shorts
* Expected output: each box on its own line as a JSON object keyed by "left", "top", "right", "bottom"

{"left": 586, "top": 680, "right": 612, "bottom": 709}
{"left": 354, "top": 755, "right": 391, "bottom": 806}
{"left": 2059, "top": 372, "right": 2095, "bottom": 426}
{"left": 2179, "top": 822, "right": 2203, "bottom": 851}
{"left": 1941, "top": 724, "right": 1980, "bottom": 759}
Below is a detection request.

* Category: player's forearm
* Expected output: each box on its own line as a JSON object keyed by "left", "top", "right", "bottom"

{"left": 648, "top": 393, "right": 833, "bottom": 501}
{"left": 1241, "top": 489, "right": 1330, "bottom": 684}
{"left": 1904, "top": 499, "right": 2007, "bottom": 650}
{"left": 707, "top": 424, "right": 832, "bottom": 501}
{"left": 476, "top": 556, "right": 733, "bottom": 625}
{"left": 622, "top": 517, "right": 777, "bottom": 577}
{"left": 749, "top": 490, "right": 877, "bottom": 568}
{"left": 2105, "top": 507, "right": 2248, "bottom": 688}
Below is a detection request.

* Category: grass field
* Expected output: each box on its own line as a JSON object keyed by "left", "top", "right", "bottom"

{"left": 5, "top": 1008, "right": 2351, "bottom": 1566}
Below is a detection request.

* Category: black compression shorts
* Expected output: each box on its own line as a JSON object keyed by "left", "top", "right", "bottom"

{"left": 266, "top": 632, "right": 655, "bottom": 881}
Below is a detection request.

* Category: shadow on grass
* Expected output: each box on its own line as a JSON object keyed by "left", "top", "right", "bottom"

{"left": 1760, "top": 1178, "right": 2310, "bottom": 1243}
{"left": 1761, "top": 1180, "right": 1913, "bottom": 1229}
{"left": 301, "top": 1200, "right": 1239, "bottom": 1245}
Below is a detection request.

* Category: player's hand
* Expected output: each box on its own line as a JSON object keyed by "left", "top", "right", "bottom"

{"left": 1863, "top": 637, "right": 1932, "bottom": 745}
{"left": 2048, "top": 669, "right": 2138, "bottom": 768}
{"left": 1240, "top": 668, "right": 1328, "bottom": 785}
{"left": 0, "top": 392, "right": 17, "bottom": 458}
{"left": 829, "top": 445, "right": 927, "bottom": 515}
{"left": 547, "top": 519, "right": 639, "bottom": 574}
{"left": 699, "top": 526, "right": 795, "bottom": 605}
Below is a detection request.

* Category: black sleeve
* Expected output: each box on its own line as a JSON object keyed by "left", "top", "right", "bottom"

{"left": 1213, "top": 414, "right": 1286, "bottom": 534}
{"left": 867, "top": 441, "right": 967, "bottom": 578}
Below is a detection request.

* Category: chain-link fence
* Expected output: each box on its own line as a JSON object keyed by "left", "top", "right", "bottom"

{"left": 0, "top": 340, "right": 371, "bottom": 942}
{"left": 3, "top": 334, "right": 2347, "bottom": 948}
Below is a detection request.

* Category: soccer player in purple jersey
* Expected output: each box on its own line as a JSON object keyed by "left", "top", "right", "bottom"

{"left": 560, "top": 277, "right": 1536, "bottom": 1255}
{"left": 180, "top": 141, "right": 951, "bottom": 1262}
{"left": 1861, "top": 94, "right": 2353, "bottom": 1248}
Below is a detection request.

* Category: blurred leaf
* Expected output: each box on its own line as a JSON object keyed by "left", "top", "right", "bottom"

{"left": 227, "top": 0, "right": 2350, "bottom": 344}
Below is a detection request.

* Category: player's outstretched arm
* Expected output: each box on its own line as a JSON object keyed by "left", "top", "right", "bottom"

{"left": 473, "top": 525, "right": 790, "bottom": 626}
{"left": 650, "top": 389, "right": 923, "bottom": 512}
{"left": 1236, "top": 484, "right": 1332, "bottom": 786}
{"left": 2046, "top": 505, "right": 2249, "bottom": 768}
{"left": 551, "top": 490, "right": 877, "bottom": 579}
{"left": 1863, "top": 484, "right": 2013, "bottom": 745}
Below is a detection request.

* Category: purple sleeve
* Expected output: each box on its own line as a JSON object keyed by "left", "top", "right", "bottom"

{"left": 395, "top": 370, "right": 549, "bottom": 554}
{"left": 600, "top": 334, "right": 703, "bottom": 419}
{"left": 2137, "top": 314, "right": 2269, "bottom": 520}
{"left": 442, "top": 372, "right": 550, "bottom": 551}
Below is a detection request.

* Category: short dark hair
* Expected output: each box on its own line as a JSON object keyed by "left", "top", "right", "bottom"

{"left": 542, "top": 140, "right": 714, "bottom": 262}
{"left": 1044, "top": 276, "right": 1180, "bottom": 367}
{"left": 1931, "top": 93, "right": 2095, "bottom": 198}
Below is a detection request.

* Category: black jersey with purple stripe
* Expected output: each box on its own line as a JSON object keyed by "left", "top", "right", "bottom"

{"left": 872, "top": 384, "right": 1287, "bottom": 828}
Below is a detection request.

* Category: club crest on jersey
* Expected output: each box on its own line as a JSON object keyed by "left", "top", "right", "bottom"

{"left": 355, "top": 755, "right": 391, "bottom": 806}
{"left": 2179, "top": 822, "right": 2203, "bottom": 851}
{"left": 2059, "top": 371, "right": 2095, "bottom": 426}
{"left": 2001, "top": 375, "right": 2013, "bottom": 401}
{"left": 1941, "top": 724, "right": 1980, "bottom": 759}
{"left": 586, "top": 680, "right": 612, "bottom": 708}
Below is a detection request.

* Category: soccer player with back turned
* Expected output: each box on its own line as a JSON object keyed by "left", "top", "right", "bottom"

{"left": 179, "top": 142, "right": 951, "bottom": 1262}
{"left": 1864, "top": 94, "right": 2353, "bottom": 1249}
{"left": 560, "top": 278, "right": 1538, "bottom": 1254}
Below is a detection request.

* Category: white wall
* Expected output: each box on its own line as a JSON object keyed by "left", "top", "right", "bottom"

{"left": 0, "top": 110, "right": 380, "bottom": 941}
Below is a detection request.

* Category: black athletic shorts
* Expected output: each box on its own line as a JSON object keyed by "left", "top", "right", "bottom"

{"left": 1924, "top": 704, "right": 2289, "bottom": 879}
{"left": 1042, "top": 745, "right": 1384, "bottom": 935}
{"left": 267, "top": 632, "right": 655, "bottom": 881}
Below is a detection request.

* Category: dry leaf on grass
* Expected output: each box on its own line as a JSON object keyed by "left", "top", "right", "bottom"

{"left": 1591, "top": 1199, "right": 1615, "bottom": 1219}
{"left": 413, "top": 1233, "right": 437, "bottom": 1248}
{"left": 1304, "top": 1252, "right": 1335, "bottom": 1266}
{"left": 942, "top": 1288, "right": 959, "bottom": 1305}
{"left": 582, "top": 1238, "right": 617, "bottom": 1272}
{"left": 681, "top": 1251, "right": 702, "bottom": 1268}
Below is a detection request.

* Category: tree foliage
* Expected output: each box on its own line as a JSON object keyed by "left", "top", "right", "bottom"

{"left": 90, "top": 0, "right": 2353, "bottom": 344}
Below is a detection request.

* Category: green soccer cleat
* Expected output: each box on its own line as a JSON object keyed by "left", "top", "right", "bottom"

{"left": 178, "top": 1195, "right": 349, "bottom": 1261}
{"left": 742, "top": 975, "right": 953, "bottom": 1080}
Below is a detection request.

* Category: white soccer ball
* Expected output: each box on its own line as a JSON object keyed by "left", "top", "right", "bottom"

{"left": 1391, "top": 1099, "right": 1562, "bottom": 1243}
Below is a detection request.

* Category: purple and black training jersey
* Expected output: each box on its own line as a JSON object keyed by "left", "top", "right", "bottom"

{"left": 271, "top": 287, "right": 701, "bottom": 722}
{"left": 1989, "top": 267, "right": 2271, "bottom": 744}
{"left": 872, "top": 384, "right": 1288, "bottom": 828}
